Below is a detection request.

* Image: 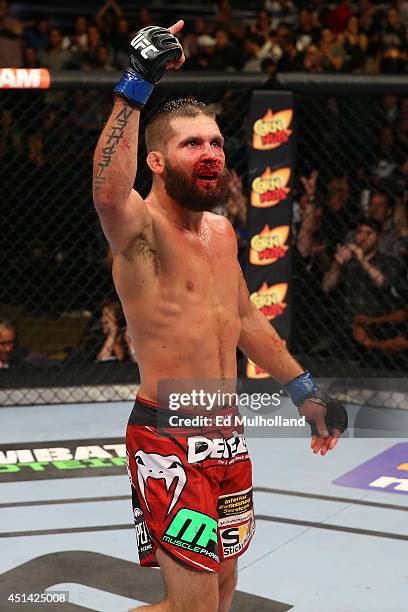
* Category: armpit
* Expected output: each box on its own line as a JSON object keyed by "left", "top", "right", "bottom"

{"left": 122, "top": 232, "right": 160, "bottom": 275}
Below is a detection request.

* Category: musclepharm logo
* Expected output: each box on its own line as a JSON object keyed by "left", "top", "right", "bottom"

{"left": 163, "top": 508, "right": 219, "bottom": 562}
{"left": 130, "top": 33, "right": 159, "bottom": 59}
{"left": 135, "top": 451, "right": 186, "bottom": 515}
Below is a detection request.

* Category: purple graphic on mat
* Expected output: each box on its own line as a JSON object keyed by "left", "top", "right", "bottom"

{"left": 333, "top": 443, "right": 408, "bottom": 496}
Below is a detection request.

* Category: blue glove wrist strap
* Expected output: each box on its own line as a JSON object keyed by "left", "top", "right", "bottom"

{"left": 284, "top": 371, "right": 319, "bottom": 405}
{"left": 114, "top": 70, "right": 154, "bottom": 107}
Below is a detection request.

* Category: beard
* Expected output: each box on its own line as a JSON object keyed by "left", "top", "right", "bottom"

{"left": 163, "top": 159, "right": 230, "bottom": 212}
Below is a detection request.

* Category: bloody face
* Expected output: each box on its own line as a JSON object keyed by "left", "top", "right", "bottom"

{"left": 163, "top": 159, "right": 230, "bottom": 212}
{"left": 162, "top": 115, "right": 229, "bottom": 212}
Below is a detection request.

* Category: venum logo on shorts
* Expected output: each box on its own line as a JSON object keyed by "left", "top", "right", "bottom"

{"left": 220, "top": 515, "right": 255, "bottom": 558}
{"left": 134, "top": 451, "right": 186, "bottom": 516}
{"left": 162, "top": 508, "right": 219, "bottom": 564}
{"left": 187, "top": 431, "right": 248, "bottom": 464}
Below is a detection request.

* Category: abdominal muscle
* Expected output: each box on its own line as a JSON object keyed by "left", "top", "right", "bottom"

{"left": 123, "top": 300, "right": 241, "bottom": 408}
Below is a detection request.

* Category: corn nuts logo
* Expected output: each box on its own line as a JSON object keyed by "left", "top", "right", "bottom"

{"left": 251, "top": 167, "right": 291, "bottom": 208}
{"left": 252, "top": 109, "right": 293, "bottom": 150}
{"left": 250, "top": 282, "right": 288, "bottom": 321}
{"left": 250, "top": 225, "right": 289, "bottom": 266}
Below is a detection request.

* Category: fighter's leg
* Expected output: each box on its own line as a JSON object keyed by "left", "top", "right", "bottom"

{"left": 218, "top": 558, "right": 237, "bottom": 612}
{"left": 133, "top": 548, "right": 219, "bottom": 612}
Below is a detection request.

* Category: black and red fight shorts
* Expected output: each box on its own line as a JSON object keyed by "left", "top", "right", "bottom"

{"left": 126, "top": 395, "right": 255, "bottom": 573}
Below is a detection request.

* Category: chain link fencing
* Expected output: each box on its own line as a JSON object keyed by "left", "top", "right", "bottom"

{"left": 1, "top": 73, "right": 407, "bottom": 405}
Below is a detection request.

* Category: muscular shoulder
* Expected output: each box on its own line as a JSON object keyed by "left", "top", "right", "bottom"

{"left": 205, "top": 212, "right": 237, "bottom": 243}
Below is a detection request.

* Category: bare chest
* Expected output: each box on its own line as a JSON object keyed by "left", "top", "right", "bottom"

{"left": 156, "top": 222, "right": 239, "bottom": 308}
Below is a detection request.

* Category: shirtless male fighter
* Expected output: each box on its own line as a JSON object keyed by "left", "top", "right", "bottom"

{"left": 92, "top": 20, "right": 347, "bottom": 612}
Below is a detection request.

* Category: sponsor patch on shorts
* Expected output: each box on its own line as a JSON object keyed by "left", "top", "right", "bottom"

{"left": 219, "top": 514, "right": 255, "bottom": 558}
{"left": 162, "top": 508, "right": 220, "bottom": 564}
{"left": 131, "top": 487, "right": 154, "bottom": 561}
{"left": 217, "top": 487, "right": 253, "bottom": 518}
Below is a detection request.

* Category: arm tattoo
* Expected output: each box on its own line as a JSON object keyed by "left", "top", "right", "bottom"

{"left": 94, "top": 105, "right": 133, "bottom": 192}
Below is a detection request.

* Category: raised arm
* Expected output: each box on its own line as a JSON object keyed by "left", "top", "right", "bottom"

{"left": 92, "top": 21, "right": 185, "bottom": 252}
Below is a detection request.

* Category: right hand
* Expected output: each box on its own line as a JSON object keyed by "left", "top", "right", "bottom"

{"left": 128, "top": 21, "right": 185, "bottom": 84}
{"left": 335, "top": 243, "right": 352, "bottom": 265}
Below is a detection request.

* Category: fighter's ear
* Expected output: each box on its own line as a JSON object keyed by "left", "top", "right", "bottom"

{"left": 147, "top": 151, "right": 165, "bottom": 175}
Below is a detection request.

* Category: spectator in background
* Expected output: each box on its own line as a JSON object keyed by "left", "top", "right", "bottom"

{"left": 23, "top": 46, "right": 41, "bottom": 68}
{"left": 81, "top": 24, "right": 106, "bottom": 69}
{"left": 186, "top": 34, "right": 226, "bottom": 70}
{"left": 260, "top": 56, "right": 279, "bottom": 81}
{"left": 250, "top": 9, "right": 272, "bottom": 44}
{"left": 213, "top": 0, "right": 245, "bottom": 43}
{"left": 320, "top": 176, "right": 356, "bottom": 256}
{"left": 367, "top": 190, "right": 407, "bottom": 257}
{"left": 382, "top": 6, "right": 406, "bottom": 51}
{"left": 380, "top": 43, "right": 407, "bottom": 73}
{"left": 213, "top": 27, "right": 242, "bottom": 71}
{"left": 62, "top": 15, "right": 88, "bottom": 53}
{"left": 302, "top": 42, "right": 325, "bottom": 72}
{"left": 319, "top": 27, "right": 347, "bottom": 71}
{"left": 0, "top": 320, "right": 58, "bottom": 368}
{"left": 358, "top": 0, "right": 382, "bottom": 38}
{"left": 371, "top": 124, "right": 398, "bottom": 180}
{"left": 136, "top": 7, "right": 153, "bottom": 30}
{"left": 264, "top": 0, "right": 296, "bottom": 30}
{"left": 90, "top": 45, "right": 114, "bottom": 71}
{"left": 340, "top": 14, "right": 368, "bottom": 72}
{"left": 242, "top": 33, "right": 272, "bottom": 71}
{"left": 66, "top": 300, "right": 136, "bottom": 364}
{"left": 38, "top": 28, "right": 73, "bottom": 70}
{"left": 111, "top": 17, "right": 131, "bottom": 69}
{"left": 95, "top": 0, "right": 123, "bottom": 43}
{"left": 352, "top": 307, "right": 408, "bottom": 367}
{"left": 182, "top": 17, "right": 208, "bottom": 59}
{"left": 395, "top": 0, "right": 408, "bottom": 26}
{"left": 0, "top": 0, "right": 23, "bottom": 67}
{"left": 323, "top": 218, "right": 400, "bottom": 327}
{"left": 24, "top": 18, "right": 49, "bottom": 53}
{"left": 327, "top": 0, "right": 353, "bottom": 33}
{"left": 294, "top": 8, "right": 321, "bottom": 53}
{"left": 277, "top": 32, "right": 301, "bottom": 71}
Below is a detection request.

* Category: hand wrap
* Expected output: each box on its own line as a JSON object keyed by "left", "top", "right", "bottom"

{"left": 284, "top": 371, "right": 348, "bottom": 437}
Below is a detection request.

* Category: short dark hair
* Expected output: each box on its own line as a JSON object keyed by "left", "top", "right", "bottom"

{"left": 145, "top": 99, "right": 216, "bottom": 153}
{"left": 357, "top": 217, "right": 382, "bottom": 235}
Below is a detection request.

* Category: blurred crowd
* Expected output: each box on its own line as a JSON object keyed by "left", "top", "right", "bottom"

{"left": 0, "top": 0, "right": 407, "bottom": 75}
{"left": 291, "top": 97, "right": 408, "bottom": 368}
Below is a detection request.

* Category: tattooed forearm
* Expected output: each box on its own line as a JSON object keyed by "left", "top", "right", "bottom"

{"left": 93, "top": 104, "right": 134, "bottom": 193}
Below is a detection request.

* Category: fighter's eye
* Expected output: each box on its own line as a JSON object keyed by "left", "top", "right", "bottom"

{"left": 211, "top": 140, "right": 222, "bottom": 147}
{"left": 169, "top": 461, "right": 180, "bottom": 469}
{"left": 187, "top": 139, "right": 198, "bottom": 147}
{"left": 135, "top": 456, "right": 145, "bottom": 465}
